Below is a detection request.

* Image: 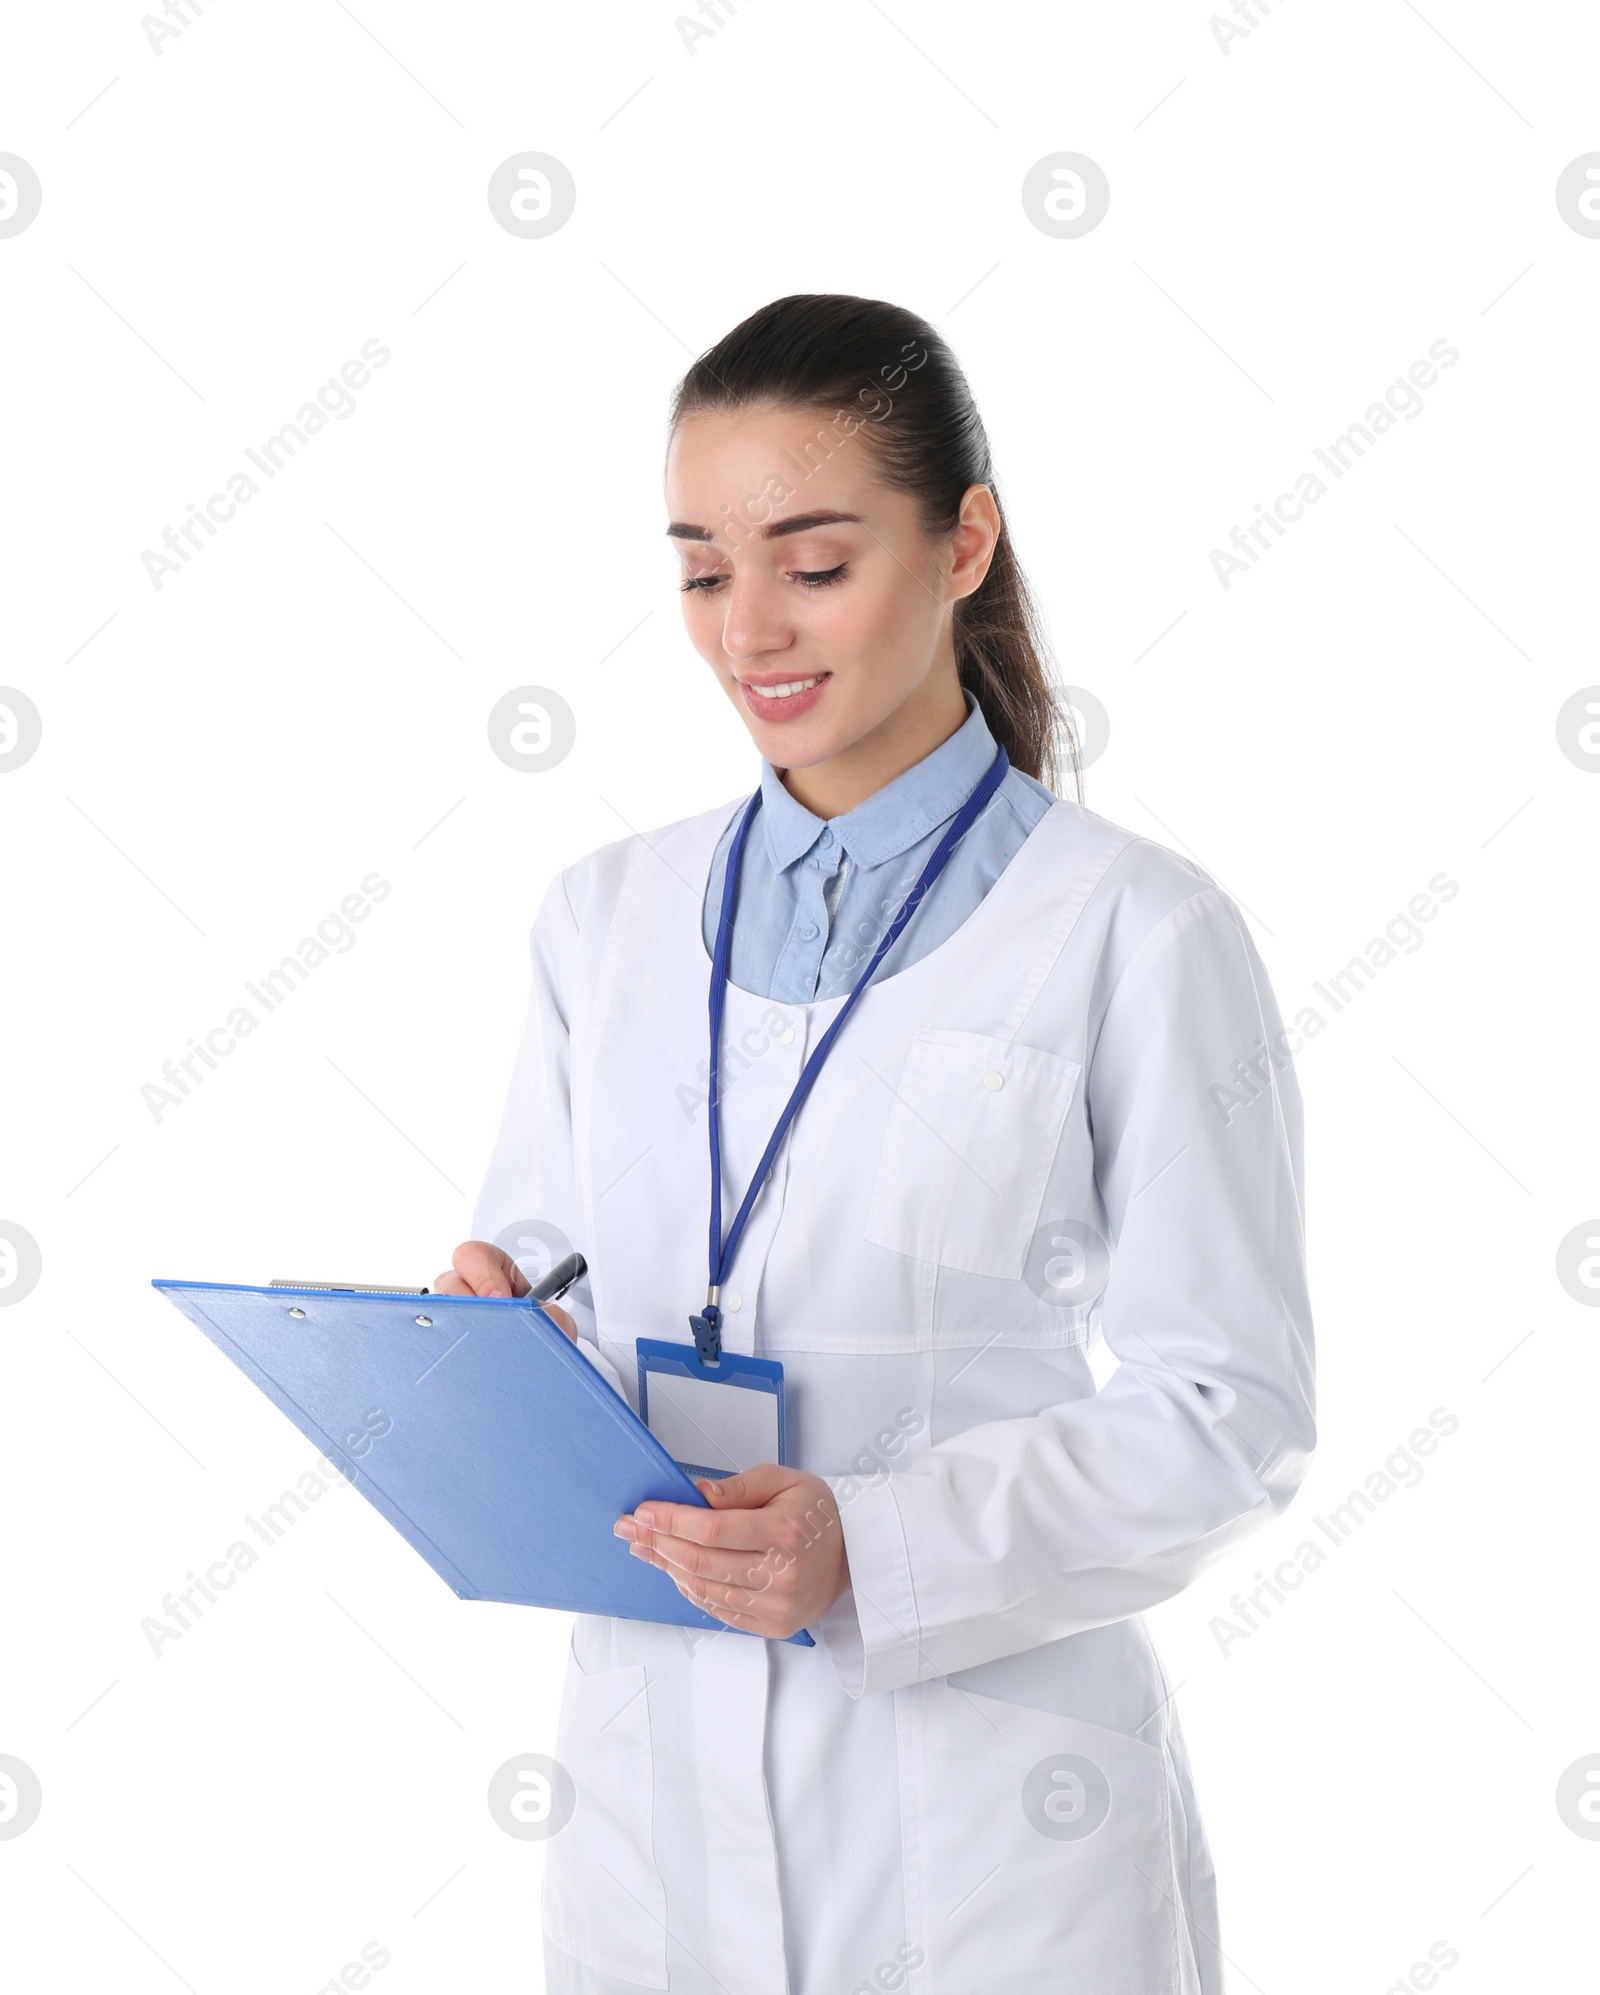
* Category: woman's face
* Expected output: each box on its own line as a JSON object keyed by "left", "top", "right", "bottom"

{"left": 665, "top": 401, "right": 995, "bottom": 781}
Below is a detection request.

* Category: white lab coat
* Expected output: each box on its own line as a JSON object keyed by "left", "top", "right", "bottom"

{"left": 472, "top": 794, "right": 1315, "bottom": 1995}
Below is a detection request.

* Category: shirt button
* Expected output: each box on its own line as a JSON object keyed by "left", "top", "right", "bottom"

{"left": 723, "top": 1291, "right": 742, "bottom": 1313}
{"left": 983, "top": 1070, "right": 1005, "bottom": 1091}
{"left": 819, "top": 828, "right": 834, "bottom": 847}
{"left": 799, "top": 922, "right": 819, "bottom": 941}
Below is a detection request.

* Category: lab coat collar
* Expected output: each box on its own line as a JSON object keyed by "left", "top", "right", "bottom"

{"left": 758, "top": 691, "right": 997, "bottom": 873}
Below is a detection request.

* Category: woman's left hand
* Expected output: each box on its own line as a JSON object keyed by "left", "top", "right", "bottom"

{"left": 614, "top": 1464, "right": 850, "bottom": 1639}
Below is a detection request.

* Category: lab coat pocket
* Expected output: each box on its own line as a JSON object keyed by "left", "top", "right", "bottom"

{"left": 864, "top": 1030, "right": 1081, "bottom": 1280}
{"left": 906, "top": 1682, "right": 1190, "bottom": 1994}
{"left": 541, "top": 1636, "right": 667, "bottom": 1988}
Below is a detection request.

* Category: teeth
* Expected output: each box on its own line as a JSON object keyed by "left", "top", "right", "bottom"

{"left": 748, "top": 676, "right": 823, "bottom": 700}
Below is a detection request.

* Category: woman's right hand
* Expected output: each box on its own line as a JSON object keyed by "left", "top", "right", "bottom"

{"left": 432, "top": 1240, "right": 577, "bottom": 1341}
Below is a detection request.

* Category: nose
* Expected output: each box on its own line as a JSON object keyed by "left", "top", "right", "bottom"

{"left": 718, "top": 569, "right": 796, "bottom": 665}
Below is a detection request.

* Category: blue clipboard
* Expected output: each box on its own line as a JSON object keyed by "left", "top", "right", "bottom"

{"left": 152, "top": 1278, "right": 814, "bottom": 1645}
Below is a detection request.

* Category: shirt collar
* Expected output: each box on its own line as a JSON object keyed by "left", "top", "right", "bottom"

{"left": 758, "top": 691, "right": 998, "bottom": 872}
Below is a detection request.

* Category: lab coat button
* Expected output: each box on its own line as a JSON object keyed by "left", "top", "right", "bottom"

{"left": 983, "top": 1070, "right": 1005, "bottom": 1091}
{"left": 724, "top": 1291, "right": 742, "bottom": 1312}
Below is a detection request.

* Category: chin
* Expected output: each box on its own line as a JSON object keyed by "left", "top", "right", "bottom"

{"left": 746, "top": 721, "right": 837, "bottom": 767}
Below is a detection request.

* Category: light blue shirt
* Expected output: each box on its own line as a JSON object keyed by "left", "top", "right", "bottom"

{"left": 704, "top": 693, "right": 1057, "bottom": 1002}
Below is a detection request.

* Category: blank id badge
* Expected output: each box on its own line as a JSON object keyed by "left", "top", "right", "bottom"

{"left": 635, "top": 1340, "right": 786, "bottom": 1481}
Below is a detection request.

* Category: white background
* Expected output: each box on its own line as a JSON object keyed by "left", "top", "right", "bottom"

{"left": 2, "top": 2, "right": 1598, "bottom": 1990}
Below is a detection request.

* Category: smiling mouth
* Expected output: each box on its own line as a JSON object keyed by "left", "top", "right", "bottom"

{"left": 742, "top": 673, "right": 830, "bottom": 701}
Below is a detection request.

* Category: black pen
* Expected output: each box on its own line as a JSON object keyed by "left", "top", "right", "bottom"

{"left": 530, "top": 1251, "right": 587, "bottom": 1305}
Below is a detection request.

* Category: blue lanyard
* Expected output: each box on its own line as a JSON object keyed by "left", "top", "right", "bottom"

{"left": 689, "top": 742, "right": 1011, "bottom": 1363}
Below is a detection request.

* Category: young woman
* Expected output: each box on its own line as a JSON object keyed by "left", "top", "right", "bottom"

{"left": 438, "top": 294, "right": 1315, "bottom": 1994}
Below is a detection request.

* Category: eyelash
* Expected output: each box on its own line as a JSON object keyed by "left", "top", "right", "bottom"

{"left": 680, "top": 563, "right": 849, "bottom": 595}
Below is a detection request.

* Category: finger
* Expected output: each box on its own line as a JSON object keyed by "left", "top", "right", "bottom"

{"left": 700, "top": 1462, "right": 794, "bottom": 1510}
{"left": 666, "top": 1571, "right": 767, "bottom": 1629}
{"left": 634, "top": 1535, "right": 785, "bottom": 1591}
{"left": 450, "top": 1240, "right": 530, "bottom": 1299}
{"left": 672, "top": 1569, "right": 800, "bottom": 1639}
{"left": 643, "top": 1474, "right": 801, "bottom": 1536}
{"left": 616, "top": 1500, "right": 775, "bottom": 1552}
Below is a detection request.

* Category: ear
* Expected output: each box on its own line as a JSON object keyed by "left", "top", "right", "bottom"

{"left": 946, "top": 483, "right": 1001, "bottom": 603}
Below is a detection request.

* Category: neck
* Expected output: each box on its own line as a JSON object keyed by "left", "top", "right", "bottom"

{"left": 776, "top": 668, "right": 969, "bottom": 818}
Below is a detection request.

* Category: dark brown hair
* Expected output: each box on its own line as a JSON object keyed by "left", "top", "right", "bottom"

{"left": 669, "top": 293, "right": 1077, "bottom": 797}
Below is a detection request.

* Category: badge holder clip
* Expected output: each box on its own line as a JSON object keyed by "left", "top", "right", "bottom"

{"left": 689, "top": 1293, "right": 723, "bottom": 1366}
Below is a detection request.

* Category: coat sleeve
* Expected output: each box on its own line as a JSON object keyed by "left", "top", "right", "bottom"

{"left": 817, "top": 883, "right": 1316, "bottom": 1696}
{"left": 470, "top": 867, "right": 625, "bottom": 1394}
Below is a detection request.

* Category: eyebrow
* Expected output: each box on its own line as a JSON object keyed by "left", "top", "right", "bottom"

{"left": 666, "top": 509, "right": 866, "bottom": 543}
